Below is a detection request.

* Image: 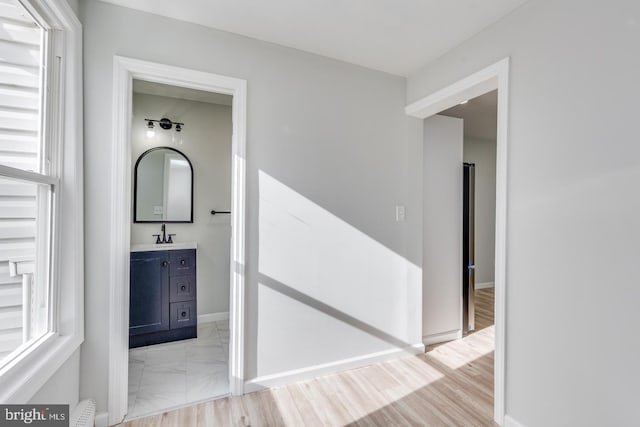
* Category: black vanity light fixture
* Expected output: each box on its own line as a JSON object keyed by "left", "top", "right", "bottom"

{"left": 145, "top": 118, "right": 184, "bottom": 139}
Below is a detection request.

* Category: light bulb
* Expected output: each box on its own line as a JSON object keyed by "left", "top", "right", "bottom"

{"left": 146, "top": 121, "right": 155, "bottom": 138}
{"left": 174, "top": 124, "right": 183, "bottom": 145}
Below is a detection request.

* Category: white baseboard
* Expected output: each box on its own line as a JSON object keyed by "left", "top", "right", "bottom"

{"left": 94, "top": 412, "right": 108, "bottom": 427}
{"left": 476, "top": 281, "right": 495, "bottom": 289}
{"left": 422, "top": 329, "right": 462, "bottom": 346}
{"left": 198, "top": 311, "right": 229, "bottom": 323}
{"left": 244, "top": 343, "right": 425, "bottom": 393}
{"left": 504, "top": 414, "right": 526, "bottom": 427}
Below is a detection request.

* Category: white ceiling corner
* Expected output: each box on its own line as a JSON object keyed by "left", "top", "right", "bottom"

{"left": 97, "top": 0, "right": 529, "bottom": 76}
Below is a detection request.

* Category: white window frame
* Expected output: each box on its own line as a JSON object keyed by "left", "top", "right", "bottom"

{"left": 0, "top": 0, "right": 83, "bottom": 403}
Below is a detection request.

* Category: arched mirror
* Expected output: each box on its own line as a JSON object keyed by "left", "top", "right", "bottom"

{"left": 134, "top": 147, "right": 193, "bottom": 223}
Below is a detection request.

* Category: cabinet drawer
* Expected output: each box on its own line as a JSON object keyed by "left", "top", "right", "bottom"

{"left": 170, "top": 301, "right": 197, "bottom": 329}
{"left": 169, "top": 249, "right": 196, "bottom": 277}
{"left": 169, "top": 274, "right": 196, "bottom": 302}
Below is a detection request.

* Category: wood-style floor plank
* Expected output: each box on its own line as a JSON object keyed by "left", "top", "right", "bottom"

{"left": 119, "top": 288, "right": 496, "bottom": 427}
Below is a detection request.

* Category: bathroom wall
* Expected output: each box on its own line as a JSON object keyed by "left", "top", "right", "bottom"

{"left": 130, "top": 92, "right": 232, "bottom": 317}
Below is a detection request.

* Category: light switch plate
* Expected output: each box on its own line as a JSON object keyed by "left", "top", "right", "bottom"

{"left": 395, "top": 205, "right": 405, "bottom": 222}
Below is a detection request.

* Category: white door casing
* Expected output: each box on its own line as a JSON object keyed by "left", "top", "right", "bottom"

{"left": 108, "top": 56, "right": 247, "bottom": 425}
{"left": 405, "top": 57, "right": 509, "bottom": 426}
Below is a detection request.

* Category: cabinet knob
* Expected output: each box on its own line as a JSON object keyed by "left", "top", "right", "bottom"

{"left": 180, "top": 285, "right": 186, "bottom": 291}
{"left": 161, "top": 261, "right": 168, "bottom": 267}
{"left": 181, "top": 311, "right": 187, "bottom": 318}
{"left": 180, "top": 259, "right": 186, "bottom": 266}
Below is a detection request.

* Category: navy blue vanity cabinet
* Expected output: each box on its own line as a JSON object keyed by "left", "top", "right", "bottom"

{"left": 129, "top": 248, "right": 197, "bottom": 348}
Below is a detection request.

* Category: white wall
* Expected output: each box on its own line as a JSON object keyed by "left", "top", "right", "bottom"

{"left": 422, "top": 115, "right": 463, "bottom": 342}
{"left": 80, "top": 0, "right": 421, "bottom": 413}
{"left": 408, "top": 0, "right": 640, "bottom": 425}
{"left": 130, "top": 93, "right": 232, "bottom": 316}
{"left": 463, "top": 137, "right": 496, "bottom": 285}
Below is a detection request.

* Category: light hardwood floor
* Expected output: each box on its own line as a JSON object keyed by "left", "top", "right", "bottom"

{"left": 119, "top": 288, "right": 495, "bottom": 427}
{"left": 473, "top": 287, "right": 495, "bottom": 331}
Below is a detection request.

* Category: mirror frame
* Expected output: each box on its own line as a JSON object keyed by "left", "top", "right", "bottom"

{"left": 133, "top": 146, "right": 194, "bottom": 223}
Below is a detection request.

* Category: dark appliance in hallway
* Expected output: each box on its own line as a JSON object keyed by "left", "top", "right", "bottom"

{"left": 463, "top": 163, "right": 475, "bottom": 332}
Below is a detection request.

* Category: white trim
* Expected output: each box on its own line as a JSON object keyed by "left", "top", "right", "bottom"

{"left": 107, "top": 56, "right": 131, "bottom": 427}
{"left": 476, "top": 281, "right": 495, "bottom": 289}
{"left": 0, "top": 165, "right": 58, "bottom": 186}
{"left": 406, "top": 57, "right": 509, "bottom": 426}
{"left": 0, "top": 0, "right": 83, "bottom": 403}
{"left": 229, "top": 69, "right": 247, "bottom": 399}
{"left": 422, "top": 329, "right": 463, "bottom": 346}
{"left": 504, "top": 415, "right": 527, "bottom": 427}
{"left": 94, "top": 412, "right": 109, "bottom": 427}
{"left": 244, "top": 344, "right": 426, "bottom": 393}
{"left": 108, "top": 56, "right": 247, "bottom": 425}
{"left": 405, "top": 60, "right": 502, "bottom": 118}
{"left": 198, "top": 312, "right": 229, "bottom": 323}
{"left": 0, "top": 334, "right": 82, "bottom": 403}
{"left": 494, "top": 58, "right": 510, "bottom": 427}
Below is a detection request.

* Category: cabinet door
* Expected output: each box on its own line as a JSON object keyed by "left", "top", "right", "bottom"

{"left": 129, "top": 251, "right": 169, "bottom": 336}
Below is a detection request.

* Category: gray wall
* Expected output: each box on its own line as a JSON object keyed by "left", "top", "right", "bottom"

{"left": 408, "top": 0, "right": 640, "bottom": 425}
{"left": 65, "top": 0, "right": 79, "bottom": 16}
{"left": 80, "top": 0, "right": 421, "bottom": 413}
{"left": 464, "top": 137, "right": 496, "bottom": 285}
{"left": 422, "top": 115, "right": 463, "bottom": 341}
{"left": 131, "top": 93, "right": 232, "bottom": 316}
{"left": 29, "top": 349, "right": 79, "bottom": 406}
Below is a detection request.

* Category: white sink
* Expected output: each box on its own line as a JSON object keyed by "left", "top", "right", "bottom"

{"left": 130, "top": 242, "right": 197, "bottom": 252}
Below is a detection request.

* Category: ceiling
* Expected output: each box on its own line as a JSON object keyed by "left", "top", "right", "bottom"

{"left": 133, "top": 80, "right": 233, "bottom": 106}
{"left": 440, "top": 90, "right": 497, "bottom": 140}
{"left": 99, "top": 0, "right": 528, "bottom": 76}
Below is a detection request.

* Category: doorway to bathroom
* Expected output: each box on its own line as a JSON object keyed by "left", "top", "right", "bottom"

{"left": 107, "top": 57, "right": 247, "bottom": 426}
{"left": 125, "top": 81, "right": 233, "bottom": 420}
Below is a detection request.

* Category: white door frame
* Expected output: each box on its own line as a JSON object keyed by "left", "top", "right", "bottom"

{"left": 107, "top": 56, "right": 247, "bottom": 425}
{"left": 405, "top": 57, "right": 509, "bottom": 426}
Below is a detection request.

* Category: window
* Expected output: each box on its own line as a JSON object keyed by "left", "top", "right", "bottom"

{"left": 0, "top": 0, "right": 56, "bottom": 367}
{"left": 0, "top": 0, "right": 82, "bottom": 402}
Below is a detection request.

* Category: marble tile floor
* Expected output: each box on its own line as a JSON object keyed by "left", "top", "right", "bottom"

{"left": 126, "top": 320, "right": 230, "bottom": 420}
